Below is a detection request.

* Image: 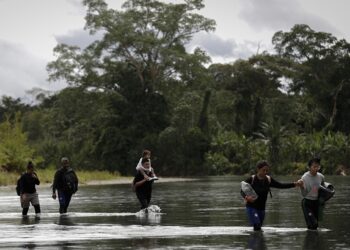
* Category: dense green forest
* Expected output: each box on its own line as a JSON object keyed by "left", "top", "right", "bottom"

{"left": 1, "top": 0, "right": 350, "bottom": 176}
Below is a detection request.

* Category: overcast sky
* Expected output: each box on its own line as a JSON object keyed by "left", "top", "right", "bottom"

{"left": 0, "top": 0, "right": 349, "bottom": 99}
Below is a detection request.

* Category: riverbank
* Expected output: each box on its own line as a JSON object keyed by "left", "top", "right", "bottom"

{"left": 0, "top": 169, "right": 198, "bottom": 188}
{"left": 0, "top": 169, "right": 122, "bottom": 187}
{"left": 84, "top": 177, "right": 198, "bottom": 186}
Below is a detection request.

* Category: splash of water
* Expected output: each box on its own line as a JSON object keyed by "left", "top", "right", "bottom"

{"left": 135, "top": 205, "right": 162, "bottom": 216}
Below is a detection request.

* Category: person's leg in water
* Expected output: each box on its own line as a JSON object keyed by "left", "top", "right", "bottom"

{"left": 246, "top": 207, "right": 265, "bottom": 231}
{"left": 22, "top": 207, "right": 29, "bottom": 216}
{"left": 146, "top": 192, "right": 152, "bottom": 208}
{"left": 21, "top": 194, "right": 30, "bottom": 216}
{"left": 34, "top": 205, "right": 41, "bottom": 214}
{"left": 64, "top": 193, "right": 72, "bottom": 213}
{"left": 31, "top": 193, "right": 41, "bottom": 217}
{"left": 136, "top": 192, "right": 149, "bottom": 210}
{"left": 302, "top": 199, "right": 319, "bottom": 230}
{"left": 58, "top": 191, "right": 72, "bottom": 214}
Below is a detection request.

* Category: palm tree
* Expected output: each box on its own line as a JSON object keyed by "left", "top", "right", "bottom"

{"left": 254, "top": 120, "right": 289, "bottom": 172}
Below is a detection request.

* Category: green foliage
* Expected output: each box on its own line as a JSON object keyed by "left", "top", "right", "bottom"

{"left": 0, "top": 114, "right": 42, "bottom": 172}
{"left": 208, "top": 58, "right": 283, "bottom": 136}
{"left": 273, "top": 24, "right": 350, "bottom": 133}
{"left": 254, "top": 120, "right": 290, "bottom": 172}
{"left": 3, "top": 5, "right": 350, "bottom": 177}
{"left": 0, "top": 168, "right": 122, "bottom": 186}
{"left": 205, "top": 152, "right": 234, "bottom": 175}
{"left": 0, "top": 96, "right": 30, "bottom": 122}
{"left": 49, "top": 0, "right": 215, "bottom": 93}
{"left": 278, "top": 132, "right": 350, "bottom": 174}
{"left": 206, "top": 130, "right": 267, "bottom": 175}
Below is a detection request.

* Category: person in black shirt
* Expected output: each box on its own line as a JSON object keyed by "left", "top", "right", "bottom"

{"left": 18, "top": 161, "right": 41, "bottom": 216}
{"left": 52, "top": 157, "right": 78, "bottom": 214}
{"left": 133, "top": 158, "right": 154, "bottom": 210}
{"left": 242, "top": 160, "right": 302, "bottom": 231}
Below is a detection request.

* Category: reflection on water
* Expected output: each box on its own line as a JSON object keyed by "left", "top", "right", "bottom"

{"left": 21, "top": 215, "right": 41, "bottom": 225}
{"left": 303, "top": 230, "right": 325, "bottom": 250}
{"left": 56, "top": 214, "right": 74, "bottom": 226}
{"left": 247, "top": 232, "right": 267, "bottom": 250}
{"left": 0, "top": 176, "right": 349, "bottom": 249}
{"left": 20, "top": 243, "right": 37, "bottom": 250}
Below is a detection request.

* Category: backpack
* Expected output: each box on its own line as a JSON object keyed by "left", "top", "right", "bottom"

{"left": 16, "top": 178, "right": 21, "bottom": 196}
{"left": 16, "top": 173, "right": 24, "bottom": 196}
{"left": 64, "top": 169, "right": 78, "bottom": 194}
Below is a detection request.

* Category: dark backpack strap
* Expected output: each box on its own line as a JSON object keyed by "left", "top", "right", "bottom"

{"left": 252, "top": 174, "right": 273, "bottom": 198}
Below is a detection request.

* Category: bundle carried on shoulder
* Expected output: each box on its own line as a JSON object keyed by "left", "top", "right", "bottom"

{"left": 240, "top": 181, "right": 258, "bottom": 201}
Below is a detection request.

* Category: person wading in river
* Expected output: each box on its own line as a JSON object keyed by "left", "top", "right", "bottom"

{"left": 17, "top": 161, "right": 41, "bottom": 217}
{"left": 52, "top": 157, "right": 78, "bottom": 214}
{"left": 133, "top": 158, "right": 155, "bottom": 210}
{"left": 299, "top": 157, "right": 326, "bottom": 230}
{"left": 242, "top": 160, "right": 302, "bottom": 231}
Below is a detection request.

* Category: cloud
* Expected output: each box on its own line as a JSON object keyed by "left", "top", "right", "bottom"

{"left": 190, "top": 33, "right": 236, "bottom": 58}
{"left": 56, "top": 28, "right": 262, "bottom": 63}
{"left": 188, "top": 32, "right": 272, "bottom": 62}
{"left": 55, "top": 29, "right": 103, "bottom": 49}
{"left": 0, "top": 40, "right": 63, "bottom": 99}
{"left": 239, "top": 0, "right": 338, "bottom": 35}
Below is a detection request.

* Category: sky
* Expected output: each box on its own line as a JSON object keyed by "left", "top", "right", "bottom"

{"left": 0, "top": 0, "right": 349, "bottom": 100}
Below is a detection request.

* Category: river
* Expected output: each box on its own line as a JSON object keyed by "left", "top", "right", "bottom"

{"left": 0, "top": 176, "right": 349, "bottom": 249}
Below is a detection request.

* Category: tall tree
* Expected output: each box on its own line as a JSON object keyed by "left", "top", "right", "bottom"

{"left": 208, "top": 58, "right": 282, "bottom": 135}
{"left": 0, "top": 96, "right": 30, "bottom": 122}
{"left": 47, "top": 0, "right": 215, "bottom": 93}
{"left": 46, "top": 0, "right": 216, "bottom": 174}
{"left": 272, "top": 24, "right": 350, "bottom": 132}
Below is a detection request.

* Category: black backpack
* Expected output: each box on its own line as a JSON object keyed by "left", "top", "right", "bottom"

{"left": 64, "top": 169, "right": 78, "bottom": 194}
{"left": 16, "top": 178, "right": 21, "bottom": 196}
{"left": 16, "top": 174, "right": 24, "bottom": 196}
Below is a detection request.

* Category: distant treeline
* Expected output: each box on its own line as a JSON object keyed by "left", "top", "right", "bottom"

{"left": 1, "top": 0, "right": 350, "bottom": 176}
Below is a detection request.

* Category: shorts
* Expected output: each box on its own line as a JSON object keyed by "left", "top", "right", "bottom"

{"left": 21, "top": 192, "right": 40, "bottom": 208}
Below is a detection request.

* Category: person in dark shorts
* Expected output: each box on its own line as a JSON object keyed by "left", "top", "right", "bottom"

{"left": 52, "top": 157, "right": 78, "bottom": 214}
{"left": 242, "top": 160, "right": 302, "bottom": 231}
{"left": 133, "top": 158, "right": 154, "bottom": 210}
{"left": 18, "top": 161, "right": 41, "bottom": 217}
